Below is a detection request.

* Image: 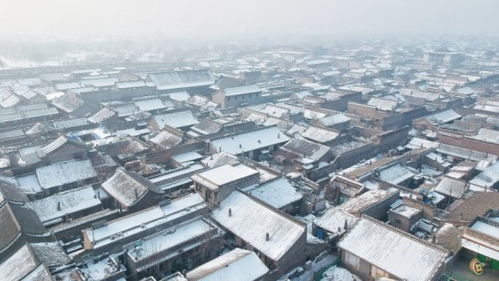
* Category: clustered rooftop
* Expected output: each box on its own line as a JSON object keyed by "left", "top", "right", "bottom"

{"left": 0, "top": 40, "right": 498, "bottom": 281}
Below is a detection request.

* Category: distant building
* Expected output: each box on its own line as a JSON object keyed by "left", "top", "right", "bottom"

{"left": 212, "top": 85, "right": 262, "bottom": 107}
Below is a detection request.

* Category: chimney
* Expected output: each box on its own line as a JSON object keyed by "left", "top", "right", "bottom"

{"left": 134, "top": 189, "right": 139, "bottom": 199}
{"left": 228, "top": 208, "right": 232, "bottom": 217}
{"left": 265, "top": 232, "right": 270, "bottom": 241}
{"left": 57, "top": 202, "right": 61, "bottom": 211}
{"left": 344, "top": 219, "right": 348, "bottom": 230}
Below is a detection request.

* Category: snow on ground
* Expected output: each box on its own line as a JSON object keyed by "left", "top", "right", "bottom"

{"left": 319, "top": 265, "right": 361, "bottom": 281}
{"left": 278, "top": 253, "right": 337, "bottom": 281}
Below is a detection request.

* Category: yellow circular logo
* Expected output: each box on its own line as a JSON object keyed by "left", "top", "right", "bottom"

{"left": 469, "top": 258, "right": 484, "bottom": 275}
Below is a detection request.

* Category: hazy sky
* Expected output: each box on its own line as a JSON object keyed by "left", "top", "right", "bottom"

{"left": 0, "top": 0, "right": 498, "bottom": 40}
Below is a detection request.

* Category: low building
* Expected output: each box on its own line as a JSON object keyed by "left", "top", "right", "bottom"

{"left": 209, "top": 126, "right": 289, "bottom": 160}
{"left": 101, "top": 168, "right": 163, "bottom": 211}
{"left": 242, "top": 177, "right": 303, "bottom": 214}
{"left": 211, "top": 190, "right": 307, "bottom": 275}
{"left": 328, "top": 175, "right": 366, "bottom": 205}
{"left": 338, "top": 216, "right": 448, "bottom": 281}
{"left": 25, "top": 185, "right": 102, "bottom": 227}
{"left": 212, "top": 85, "right": 262, "bottom": 107}
{"left": 185, "top": 248, "right": 269, "bottom": 281}
{"left": 460, "top": 211, "right": 499, "bottom": 274}
{"left": 0, "top": 244, "right": 54, "bottom": 281}
{"left": 388, "top": 203, "right": 423, "bottom": 232}
{"left": 274, "top": 138, "right": 332, "bottom": 173}
{"left": 338, "top": 188, "right": 399, "bottom": 219}
{"left": 82, "top": 193, "right": 207, "bottom": 254}
{"left": 151, "top": 110, "right": 199, "bottom": 131}
{"left": 125, "top": 216, "right": 225, "bottom": 280}
{"left": 192, "top": 164, "right": 259, "bottom": 206}
{"left": 313, "top": 207, "right": 358, "bottom": 243}
{"left": 54, "top": 255, "right": 126, "bottom": 281}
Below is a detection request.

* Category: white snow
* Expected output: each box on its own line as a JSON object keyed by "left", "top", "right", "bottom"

{"left": 212, "top": 191, "right": 305, "bottom": 261}
{"left": 243, "top": 177, "right": 303, "bottom": 209}
{"left": 0, "top": 244, "right": 38, "bottom": 281}
{"left": 210, "top": 126, "right": 289, "bottom": 155}
{"left": 192, "top": 164, "right": 258, "bottom": 190}
{"left": 85, "top": 193, "right": 206, "bottom": 249}
{"left": 338, "top": 218, "right": 447, "bottom": 281}
{"left": 319, "top": 266, "right": 361, "bottom": 281}
{"left": 186, "top": 248, "right": 269, "bottom": 281}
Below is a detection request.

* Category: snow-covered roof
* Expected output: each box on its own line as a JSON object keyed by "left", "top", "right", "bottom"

{"left": 167, "top": 91, "right": 191, "bottom": 102}
{"left": 338, "top": 217, "right": 447, "bottom": 281}
{"left": 101, "top": 168, "right": 156, "bottom": 208}
{"left": 30, "top": 242, "right": 71, "bottom": 267}
{"left": 186, "top": 248, "right": 269, "bottom": 281}
{"left": 469, "top": 161, "right": 499, "bottom": 189}
{"left": 367, "top": 97, "right": 398, "bottom": 111}
{"left": 35, "top": 159, "right": 97, "bottom": 189}
{"left": 150, "top": 70, "right": 214, "bottom": 91}
{"left": 134, "top": 97, "right": 171, "bottom": 112}
{"left": 318, "top": 114, "right": 351, "bottom": 127}
{"left": 150, "top": 130, "right": 182, "bottom": 150}
{"left": 302, "top": 126, "right": 339, "bottom": 144}
{"left": 149, "top": 163, "right": 205, "bottom": 189}
{"left": 470, "top": 220, "right": 499, "bottom": 239}
{"left": 314, "top": 207, "right": 358, "bottom": 237}
{"left": 211, "top": 126, "right": 289, "bottom": 155}
{"left": 88, "top": 107, "right": 116, "bottom": 123}
{"left": 21, "top": 264, "right": 52, "bottom": 281}
{"left": 378, "top": 165, "right": 416, "bottom": 185}
{"left": 461, "top": 217, "right": 499, "bottom": 260}
{"left": 26, "top": 185, "right": 100, "bottom": 225}
{"left": 126, "top": 217, "right": 221, "bottom": 263}
{"left": 436, "top": 143, "right": 494, "bottom": 162}
{"left": 339, "top": 189, "right": 397, "bottom": 215}
{"left": 224, "top": 85, "right": 261, "bottom": 97}
{"left": 472, "top": 128, "right": 499, "bottom": 144}
{"left": 212, "top": 191, "right": 305, "bottom": 261}
{"left": 243, "top": 177, "right": 302, "bottom": 209}
{"left": 84, "top": 193, "right": 206, "bottom": 249}
{"left": 192, "top": 164, "right": 258, "bottom": 190}
{"left": 426, "top": 109, "right": 461, "bottom": 124}
{"left": 405, "top": 137, "right": 439, "bottom": 150}
{"left": 390, "top": 204, "right": 422, "bottom": 218}
{"left": 51, "top": 93, "right": 84, "bottom": 113}
{"left": 172, "top": 151, "right": 203, "bottom": 163}
{"left": 279, "top": 138, "right": 330, "bottom": 163}
{"left": 201, "top": 152, "right": 240, "bottom": 168}
{"left": 433, "top": 176, "right": 467, "bottom": 199}
{"left": 0, "top": 244, "right": 38, "bottom": 281}
{"left": 153, "top": 110, "right": 199, "bottom": 129}
{"left": 38, "top": 135, "right": 86, "bottom": 158}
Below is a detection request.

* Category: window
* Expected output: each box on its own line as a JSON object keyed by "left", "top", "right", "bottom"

{"left": 371, "top": 265, "right": 390, "bottom": 279}
{"left": 345, "top": 252, "right": 359, "bottom": 269}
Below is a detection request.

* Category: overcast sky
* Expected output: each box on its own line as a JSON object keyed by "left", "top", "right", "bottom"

{"left": 0, "top": 0, "right": 498, "bottom": 40}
